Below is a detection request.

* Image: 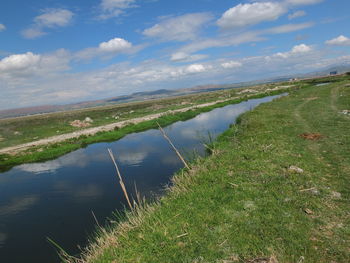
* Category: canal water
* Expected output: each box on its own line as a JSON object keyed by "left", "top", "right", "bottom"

{"left": 0, "top": 94, "right": 284, "bottom": 263}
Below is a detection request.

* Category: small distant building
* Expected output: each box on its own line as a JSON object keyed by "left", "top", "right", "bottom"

{"left": 330, "top": 71, "right": 337, "bottom": 75}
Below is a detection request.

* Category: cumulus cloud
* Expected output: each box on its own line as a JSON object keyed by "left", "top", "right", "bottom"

{"left": 98, "top": 0, "right": 136, "bottom": 20}
{"left": 143, "top": 13, "right": 212, "bottom": 42}
{"left": 325, "top": 35, "right": 350, "bottom": 46}
{"left": 0, "top": 49, "right": 70, "bottom": 83}
{"left": 0, "top": 24, "right": 6, "bottom": 32}
{"left": 186, "top": 64, "right": 207, "bottom": 74}
{"left": 273, "top": 43, "right": 312, "bottom": 58}
{"left": 288, "top": 10, "right": 306, "bottom": 20}
{"left": 221, "top": 61, "right": 242, "bottom": 69}
{"left": 217, "top": 2, "right": 286, "bottom": 29}
{"left": 0, "top": 52, "right": 41, "bottom": 72}
{"left": 291, "top": 43, "right": 312, "bottom": 53}
{"left": 75, "top": 37, "right": 133, "bottom": 60}
{"left": 22, "top": 9, "right": 74, "bottom": 39}
{"left": 99, "top": 38, "right": 132, "bottom": 52}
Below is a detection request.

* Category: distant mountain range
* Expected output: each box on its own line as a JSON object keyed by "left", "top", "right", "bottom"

{"left": 1, "top": 64, "right": 349, "bottom": 119}
{"left": 0, "top": 84, "right": 238, "bottom": 119}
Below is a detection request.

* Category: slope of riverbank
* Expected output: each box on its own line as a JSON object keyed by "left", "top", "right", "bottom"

{"left": 70, "top": 78, "right": 349, "bottom": 262}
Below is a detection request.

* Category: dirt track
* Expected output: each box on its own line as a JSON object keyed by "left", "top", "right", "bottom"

{"left": 0, "top": 97, "right": 234, "bottom": 155}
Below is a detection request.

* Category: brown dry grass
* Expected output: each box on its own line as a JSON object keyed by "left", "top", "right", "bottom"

{"left": 299, "top": 133, "right": 323, "bottom": 140}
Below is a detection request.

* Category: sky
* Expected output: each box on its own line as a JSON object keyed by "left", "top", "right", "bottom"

{"left": 0, "top": 0, "right": 349, "bottom": 110}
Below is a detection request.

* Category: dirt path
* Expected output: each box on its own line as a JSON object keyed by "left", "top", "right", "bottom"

{"left": 0, "top": 97, "right": 236, "bottom": 155}
{"left": 330, "top": 84, "right": 340, "bottom": 112}
{"left": 293, "top": 86, "right": 347, "bottom": 172}
{"left": 293, "top": 91, "right": 322, "bottom": 154}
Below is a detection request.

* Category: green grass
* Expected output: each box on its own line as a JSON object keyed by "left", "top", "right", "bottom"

{"left": 70, "top": 77, "right": 349, "bottom": 263}
{"left": 0, "top": 88, "right": 295, "bottom": 172}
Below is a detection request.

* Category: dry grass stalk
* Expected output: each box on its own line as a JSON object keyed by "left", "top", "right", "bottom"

{"left": 133, "top": 182, "right": 143, "bottom": 207}
{"left": 156, "top": 122, "right": 190, "bottom": 169}
{"left": 176, "top": 233, "right": 188, "bottom": 238}
{"left": 91, "top": 210, "right": 101, "bottom": 229}
{"left": 108, "top": 148, "right": 133, "bottom": 210}
{"left": 299, "top": 187, "right": 316, "bottom": 192}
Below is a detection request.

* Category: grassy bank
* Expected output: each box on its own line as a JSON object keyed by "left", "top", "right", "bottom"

{"left": 0, "top": 88, "right": 295, "bottom": 172}
{"left": 70, "top": 78, "right": 349, "bottom": 262}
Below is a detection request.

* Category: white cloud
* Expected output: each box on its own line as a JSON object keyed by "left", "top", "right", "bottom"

{"left": 99, "top": 38, "right": 132, "bottom": 52}
{"left": 325, "top": 35, "right": 350, "bottom": 46}
{"left": 186, "top": 64, "right": 207, "bottom": 74}
{"left": 273, "top": 43, "right": 312, "bottom": 58}
{"left": 22, "top": 9, "right": 74, "bottom": 39}
{"left": 291, "top": 43, "right": 312, "bottom": 53}
{"left": 286, "top": 0, "right": 323, "bottom": 6}
{"left": 34, "top": 9, "right": 73, "bottom": 28}
{"left": 98, "top": 0, "right": 136, "bottom": 20}
{"left": 75, "top": 37, "right": 133, "bottom": 60}
{"left": 0, "top": 52, "right": 41, "bottom": 72}
{"left": 0, "top": 24, "right": 6, "bottom": 32}
{"left": 288, "top": 10, "right": 306, "bottom": 20}
{"left": 143, "top": 13, "right": 212, "bottom": 42}
{"left": 221, "top": 61, "right": 242, "bottom": 69}
{"left": 217, "top": 2, "right": 286, "bottom": 29}
{"left": 0, "top": 49, "right": 70, "bottom": 82}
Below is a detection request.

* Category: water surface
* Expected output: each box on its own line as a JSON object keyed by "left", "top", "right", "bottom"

{"left": 0, "top": 94, "right": 284, "bottom": 263}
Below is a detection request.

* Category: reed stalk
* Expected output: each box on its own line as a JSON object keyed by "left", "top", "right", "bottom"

{"left": 108, "top": 148, "right": 133, "bottom": 210}
{"left": 156, "top": 122, "right": 190, "bottom": 169}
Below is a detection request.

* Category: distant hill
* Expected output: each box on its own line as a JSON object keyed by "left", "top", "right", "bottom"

{"left": 296, "top": 62, "right": 350, "bottom": 78}
{"left": 1, "top": 64, "right": 349, "bottom": 119}
{"left": 0, "top": 84, "right": 244, "bottom": 119}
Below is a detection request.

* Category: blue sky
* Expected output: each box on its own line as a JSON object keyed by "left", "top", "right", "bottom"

{"left": 0, "top": 0, "right": 349, "bottom": 110}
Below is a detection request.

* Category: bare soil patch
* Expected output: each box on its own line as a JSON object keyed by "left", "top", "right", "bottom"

{"left": 299, "top": 133, "right": 323, "bottom": 140}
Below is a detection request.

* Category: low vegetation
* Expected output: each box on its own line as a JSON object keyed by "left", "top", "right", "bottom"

{"left": 67, "top": 75, "right": 349, "bottom": 262}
